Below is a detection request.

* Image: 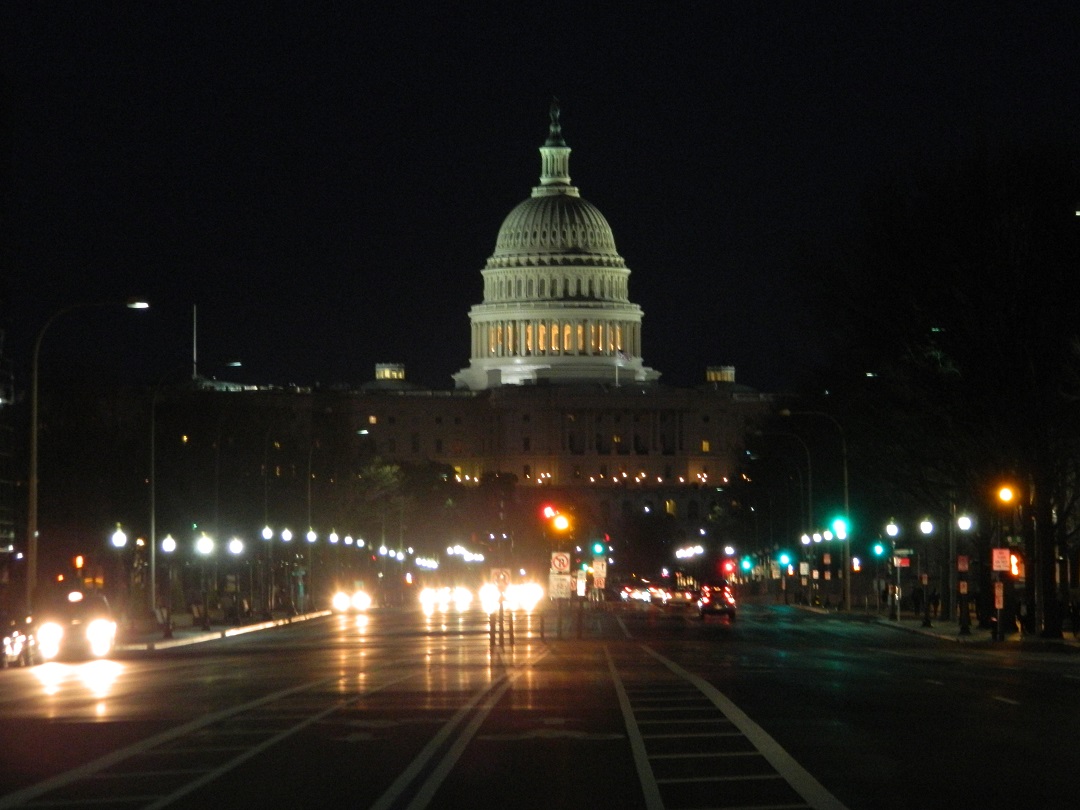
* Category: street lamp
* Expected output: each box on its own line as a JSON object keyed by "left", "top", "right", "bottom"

{"left": 26, "top": 298, "right": 149, "bottom": 611}
{"left": 919, "top": 520, "right": 934, "bottom": 627}
{"left": 110, "top": 525, "right": 129, "bottom": 622}
{"left": 886, "top": 521, "right": 900, "bottom": 620}
{"left": 262, "top": 525, "right": 274, "bottom": 616}
{"left": 228, "top": 537, "right": 244, "bottom": 624}
{"left": 161, "top": 534, "right": 176, "bottom": 637}
{"left": 196, "top": 532, "right": 215, "bottom": 630}
{"left": 306, "top": 529, "right": 317, "bottom": 612}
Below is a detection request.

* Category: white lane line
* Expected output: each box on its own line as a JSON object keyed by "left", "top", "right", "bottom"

{"left": 605, "top": 646, "right": 665, "bottom": 810}
{"left": 371, "top": 648, "right": 550, "bottom": 810}
{"left": 146, "top": 667, "right": 423, "bottom": 810}
{"left": 0, "top": 676, "right": 342, "bottom": 810}
{"left": 642, "top": 644, "right": 849, "bottom": 810}
{"left": 993, "top": 696, "right": 1021, "bottom": 705}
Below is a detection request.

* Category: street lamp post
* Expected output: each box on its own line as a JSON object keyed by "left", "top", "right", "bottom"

{"left": 886, "top": 521, "right": 900, "bottom": 620}
{"left": 161, "top": 535, "right": 176, "bottom": 638}
{"left": 262, "top": 525, "right": 275, "bottom": 617}
{"left": 111, "top": 525, "right": 128, "bottom": 615}
{"left": 919, "top": 519, "right": 935, "bottom": 627}
{"left": 196, "top": 533, "right": 214, "bottom": 630}
{"left": 26, "top": 299, "right": 149, "bottom": 611}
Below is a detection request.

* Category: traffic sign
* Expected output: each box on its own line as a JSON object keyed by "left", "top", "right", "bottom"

{"left": 548, "top": 572, "right": 572, "bottom": 600}
{"left": 551, "top": 551, "right": 570, "bottom": 572}
{"left": 492, "top": 568, "right": 511, "bottom": 591}
{"left": 992, "top": 548, "right": 1011, "bottom": 572}
{"left": 592, "top": 558, "right": 607, "bottom": 579}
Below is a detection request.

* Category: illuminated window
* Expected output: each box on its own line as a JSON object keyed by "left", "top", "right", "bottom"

{"left": 539, "top": 322, "right": 547, "bottom": 353}
{"left": 701, "top": 440, "right": 711, "bottom": 452}
{"left": 665, "top": 499, "right": 676, "bottom": 516}
{"left": 551, "top": 321, "right": 560, "bottom": 352}
{"left": 576, "top": 323, "right": 584, "bottom": 353}
{"left": 368, "top": 415, "right": 377, "bottom": 425}
{"left": 526, "top": 323, "right": 533, "bottom": 354}
{"left": 563, "top": 323, "right": 572, "bottom": 352}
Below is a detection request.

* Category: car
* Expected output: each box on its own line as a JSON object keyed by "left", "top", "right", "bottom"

{"left": 330, "top": 588, "right": 373, "bottom": 613}
{"left": 696, "top": 581, "right": 737, "bottom": 622}
{"left": 33, "top": 591, "right": 118, "bottom": 662}
{"left": 2, "top": 612, "right": 36, "bottom": 668}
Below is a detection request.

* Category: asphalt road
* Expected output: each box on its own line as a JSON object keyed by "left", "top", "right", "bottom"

{"left": 1, "top": 601, "right": 1078, "bottom": 809}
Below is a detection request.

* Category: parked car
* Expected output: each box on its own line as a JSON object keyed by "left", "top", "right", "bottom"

{"left": 33, "top": 591, "right": 118, "bottom": 662}
{"left": 2, "top": 612, "right": 36, "bottom": 667}
{"left": 696, "top": 581, "right": 737, "bottom": 622}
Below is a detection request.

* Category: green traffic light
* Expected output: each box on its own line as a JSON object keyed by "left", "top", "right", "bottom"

{"left": 778, "top": 553, "right": 791, "bottom": 566}
{"left": 591, "top": 541, "right": 605, "bottom": 555}
{"left": 831, "top": 517, "right": 849, "bottom": 539}
{"left": 872, "top": 542, "right": 886, "bottom": 557}
{"left": 740, "top": 558, "right": 753, "bottom": 571}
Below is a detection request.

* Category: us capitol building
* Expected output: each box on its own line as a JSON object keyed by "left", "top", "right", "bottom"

{"left": 352, "top": 104, "right": 773, "bottom": 517}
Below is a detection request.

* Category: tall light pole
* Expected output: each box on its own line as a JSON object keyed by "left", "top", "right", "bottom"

{"left": 781, "top": 409, "right": 850, "bottom": 610}
{"left": 27, "top": 299, "right": 148, "bottom": 612}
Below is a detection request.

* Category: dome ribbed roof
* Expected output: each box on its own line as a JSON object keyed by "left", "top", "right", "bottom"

{"left": 493, "top": 193, "right": 619, "bottom": 258}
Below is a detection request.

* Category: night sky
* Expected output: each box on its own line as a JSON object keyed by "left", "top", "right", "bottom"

{"left": 3, "top": 3, "right": 1079, "bottom": 394}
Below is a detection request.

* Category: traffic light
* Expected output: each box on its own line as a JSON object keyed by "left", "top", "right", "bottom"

{"left": 830, "top": 517, "right": 849, "bottom": 540}
{"left": 777, "top": 552, "right": 791, "bottom": 566}
{"left": 872, "top": 542, "right": 886, "bottom": 557}
{"left": 740, "top": 557, "right": 753, "bottom": 572}
{"left": 591, "top": 540, "right": 605, "bottom": 556}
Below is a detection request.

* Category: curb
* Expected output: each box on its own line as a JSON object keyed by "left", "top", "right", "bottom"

{"left": 116, "top": 610, "right": 331, "bottom": 652}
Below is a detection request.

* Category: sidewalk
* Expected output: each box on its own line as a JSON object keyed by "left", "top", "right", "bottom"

{"left": 872, "top": 609, "right": 1080, "bottom": 650}
{"left": 116, "top": 609, "right": 330, "bottom": 652}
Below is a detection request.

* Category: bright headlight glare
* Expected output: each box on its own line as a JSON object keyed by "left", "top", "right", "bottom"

{"left": 86, "top": 619, "right": 116, "bottom": 658}
{"left": 332, "top": 591, "right": 351, "bottom": 612}
{"left": 37, "top": 622, "right": 64, "bottom": 660}
{"left": 351, "top": 591, "right": 372, "bottom": 611}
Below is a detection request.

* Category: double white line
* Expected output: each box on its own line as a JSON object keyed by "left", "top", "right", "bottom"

{"left": 370, "top": 648, "right": 550, "bottom": 810}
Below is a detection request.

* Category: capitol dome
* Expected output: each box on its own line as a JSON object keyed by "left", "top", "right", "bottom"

{"left": 492, "top": 192, "right": 622, "bottom": 262}
{"left": 453, "top": 102, "right": 659, "bottom": 391}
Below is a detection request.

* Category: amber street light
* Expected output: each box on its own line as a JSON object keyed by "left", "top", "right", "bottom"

{"left": 26, "top": 299, "right": 149, "bottom": 612}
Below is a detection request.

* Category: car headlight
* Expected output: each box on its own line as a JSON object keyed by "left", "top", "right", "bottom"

{"left": 86, "top": 619, "right": 116, "bottom": 658}
{"left": 37, "top": 621, "right": 64, "bottom": 660}
{"left": 350, "top": 590, "right": 372, "bottom": 611}
{"left": 331, "top": 591, "right": 352, "bottom": 612}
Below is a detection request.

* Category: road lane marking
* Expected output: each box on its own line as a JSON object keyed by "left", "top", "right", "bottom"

{"left": 370, "top": 647, "right": 550, "bottom": 810}
{"left": 642, "top": 644, "right": 849, "bottom": 810}
{"left": 605, "top": 646, "right": 665, "bottom": 810}
{"left": 993, "top": 696, "right": 1021, "bottom": 705}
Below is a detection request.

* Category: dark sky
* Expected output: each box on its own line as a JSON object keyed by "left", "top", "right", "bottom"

{"left": 3, "top": 2, "right": 1079, "bottom": 393}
